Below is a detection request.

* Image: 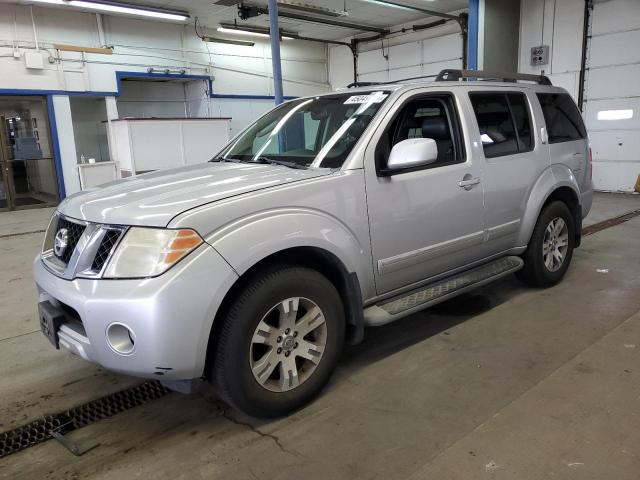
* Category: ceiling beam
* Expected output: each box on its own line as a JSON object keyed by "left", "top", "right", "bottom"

{"left": 257, "top": 7, "right": 389, "bottom": 34}
{"left": 363, "top": 0, "right": 460, "bottom": 22}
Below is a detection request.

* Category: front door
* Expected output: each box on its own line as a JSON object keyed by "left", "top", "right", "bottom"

{"left": 0, "top": 96, "right": 59, "bottom": 211}
{"left": 364, "top": 91, "right": 486, "bottom": 295}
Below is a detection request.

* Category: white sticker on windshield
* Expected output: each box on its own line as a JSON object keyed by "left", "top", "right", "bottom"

{"left": 344, "top": 92, "right": 388, "bottom": 104}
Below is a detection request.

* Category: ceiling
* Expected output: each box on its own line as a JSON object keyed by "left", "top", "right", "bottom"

{"left": 110, "top": 0, "right": 468, "bottom": 40}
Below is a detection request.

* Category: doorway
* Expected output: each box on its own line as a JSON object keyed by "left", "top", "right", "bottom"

{"left": 0, "top": 96, "right": 59, "bottom": 211}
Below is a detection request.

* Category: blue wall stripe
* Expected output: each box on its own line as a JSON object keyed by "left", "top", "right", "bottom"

{"left": 46, "top": 95, "right": 66, "bottom": 200}
{"left": 0, "top": 89, "right": 117, "bottom": 97}
{"left": 467, "top": 0, "right": 479, "bottom": 70}
{"left": 210, "top": 94, "right": 297, "bottom": 100}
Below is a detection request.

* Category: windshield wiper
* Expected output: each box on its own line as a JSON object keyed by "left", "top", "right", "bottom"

{"left": 209, "top": 156, "right": 237, "bottom": 163}
{"left": 249, "top": 156, "right": 308, "bottom": 170}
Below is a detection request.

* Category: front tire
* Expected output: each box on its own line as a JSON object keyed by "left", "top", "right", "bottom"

{"left": 211, "top": 265, "right": 345, "bottom": 418}
{"left": 518, "top": 200, "right": 575, "bottom": 287}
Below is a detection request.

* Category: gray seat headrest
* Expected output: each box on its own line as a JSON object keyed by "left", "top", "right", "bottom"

{"left": 421, "top": 117, "right": 450, "bottom": 140}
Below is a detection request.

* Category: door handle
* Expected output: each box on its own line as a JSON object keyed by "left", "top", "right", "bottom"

{"left": 458, "top": 177, "right": 481, "bottom": 190}
{"left": 572, "top": 152, "right": 584, "bottom": 156}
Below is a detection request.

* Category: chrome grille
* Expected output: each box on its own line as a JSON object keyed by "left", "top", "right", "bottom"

{"left": 54, "top": 218, "right": 86, "bottom": 264}
{"left": 42, "top": 213, "right": 127, "bottom": 280}
{"left": 91, "top": 229, "right": 123, "bottom": 272}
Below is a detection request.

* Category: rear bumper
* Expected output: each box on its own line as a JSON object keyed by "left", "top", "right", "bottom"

{"left": 580, "top": 187, "right": 593, "bottom": 219}
{"left": 32, "top": 243, "right": 238, "bottom": 380}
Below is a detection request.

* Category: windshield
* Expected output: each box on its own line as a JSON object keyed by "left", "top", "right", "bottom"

{"left": 216, "top": 91, "right": 390, "bottom": 169}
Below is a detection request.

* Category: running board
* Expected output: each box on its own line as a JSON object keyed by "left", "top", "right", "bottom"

{"left": 363, "top": 256, "right": 524, "bottom": 326}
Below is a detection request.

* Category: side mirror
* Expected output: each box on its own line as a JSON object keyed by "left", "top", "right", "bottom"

{"left": 385, "top": 138, "right": 438, "bottom": 173}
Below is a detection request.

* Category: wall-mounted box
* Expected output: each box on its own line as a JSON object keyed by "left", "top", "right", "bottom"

{"left": 24, "top": 51, "right": 44, "bottom": 69}
{"left": 530, "top": 45, "right": 550, "bottom": 66}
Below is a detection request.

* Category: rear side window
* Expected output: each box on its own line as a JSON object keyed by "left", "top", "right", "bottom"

{"left": 469, "top": 92, "right": 533, "bottom": 158}
{"left": 536, "top": 93, "right": 587, "bottom": 143}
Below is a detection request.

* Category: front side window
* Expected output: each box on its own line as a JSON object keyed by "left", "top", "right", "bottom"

{"left": 537, "top": 93, "right": 586, "bottom": 143}
{"left": 218, "top": 91, "right": 390, "bottom": 169}
{"left": 469, "top": 92, "right": 533, "bottom": 158}
{"left": 376, "top": 94, "right": 464, "bottom": 169}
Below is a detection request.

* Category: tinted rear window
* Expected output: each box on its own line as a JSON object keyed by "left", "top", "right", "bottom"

{"left": 537, "top": 93, "right": 587, "bottom": 143}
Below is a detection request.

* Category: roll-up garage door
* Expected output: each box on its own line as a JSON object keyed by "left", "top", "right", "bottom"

{"left": 583, "top": 0, "right": 640, "bottom": 192}
{"left": 357, "top": 31, "right": 463, "bottom": 84}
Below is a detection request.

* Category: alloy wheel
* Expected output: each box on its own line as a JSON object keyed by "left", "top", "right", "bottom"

{"left": 542, "top": 217, "right": 569, "bottom": 272}
{"left": 250, "top": 297, "right": 327, "bottom": 392}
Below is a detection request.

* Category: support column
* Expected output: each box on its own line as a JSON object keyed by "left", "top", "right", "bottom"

{"left": 268, "top": 0, "right": 284, "bottom": 105}
{"left": 104, "top": 96, "right": 121, "bottom": 178}
{"left": 467, "top": 0, "right": 480, "bottom": 70}
{"left": 50, "top": 96, "right": 81, "bottom": 196}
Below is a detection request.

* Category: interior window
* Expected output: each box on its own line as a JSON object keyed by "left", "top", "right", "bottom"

{"left": 376, "top": 95, "right": 462, "bottom": 170}
{"left": 537, "top": 93, "right": 587, "bottom": 143}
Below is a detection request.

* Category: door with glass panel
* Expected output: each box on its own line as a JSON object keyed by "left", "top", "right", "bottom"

{"left": 0, "top": 96, "right": 59, "bottom": 211}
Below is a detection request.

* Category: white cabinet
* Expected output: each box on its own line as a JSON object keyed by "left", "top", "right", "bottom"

{"left": 109, "top": 117, "right": 231, "bottom": 176}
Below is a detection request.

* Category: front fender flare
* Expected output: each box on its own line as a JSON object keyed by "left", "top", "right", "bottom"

{"left": 205, "top": 207, "right": 374, "bottom": 299}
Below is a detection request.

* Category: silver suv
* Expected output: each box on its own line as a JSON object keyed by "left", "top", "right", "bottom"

{"left": 34, "top": 69, "right": 592, "bottom": 417}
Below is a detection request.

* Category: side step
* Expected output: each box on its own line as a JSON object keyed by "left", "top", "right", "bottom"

{"left": 363, "top": 256, "right": 524, "bottom": 326}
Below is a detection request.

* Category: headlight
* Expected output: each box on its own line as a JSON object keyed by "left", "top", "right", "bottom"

{"left": 42, "top": 211, "right": 59, "bottom": 254}
{"left": 104, "top": 228, "right": 203, "bottom": 278}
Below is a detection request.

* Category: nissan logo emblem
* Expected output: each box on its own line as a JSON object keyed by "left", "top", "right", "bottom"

{"left": 54, "top": 228, "right": 69, "bottom": 258}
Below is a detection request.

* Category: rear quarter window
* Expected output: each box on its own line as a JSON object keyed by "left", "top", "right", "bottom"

{"left": 536, "top": 93, "right": 587, "bottom": 143}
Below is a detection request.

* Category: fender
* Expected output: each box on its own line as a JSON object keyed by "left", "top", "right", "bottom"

{"left": 516, "top": 163, "right": 582, "bottom": 247}
{"left": 205, "top": 207, "right": 375, "bottom": 300}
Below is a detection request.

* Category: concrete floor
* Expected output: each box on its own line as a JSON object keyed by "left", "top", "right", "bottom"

{"left": 0, "top": 193, "right": 639, "bottom": 479}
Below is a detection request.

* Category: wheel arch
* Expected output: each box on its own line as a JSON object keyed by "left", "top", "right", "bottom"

{"left": 517, "top": 165, "right": 582, "bottom": 247}
{"left": 204, "top": 245, "right": 365, "bottom": 379}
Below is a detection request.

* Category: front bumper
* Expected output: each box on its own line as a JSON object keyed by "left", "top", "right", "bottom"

{"left": 33, "top": 243, "right": 238, "bottom": 380}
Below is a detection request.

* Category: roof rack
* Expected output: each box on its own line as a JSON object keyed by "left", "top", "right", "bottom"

{"left": 346, "top": 81, "right": 383, "bottom": 88}
{"left": 435, "top": 69, "right": 552, "bottom": 85}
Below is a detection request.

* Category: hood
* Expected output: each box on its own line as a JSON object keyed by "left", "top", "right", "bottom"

{"left": 59, "top": 162, "right": 330, "bottom": 227}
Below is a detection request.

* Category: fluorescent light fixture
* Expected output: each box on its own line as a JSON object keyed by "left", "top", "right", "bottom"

{"left": 597, "top": 109, "right": 633, "bottom": 121}
{"left": 277, "top": 0, "right": 347, "bottom": 17}
{"left": 217, "top": 26, "right": 269, "bottom": 38}
{"left": 217, "top": 25, "right": 295, "bottom": 40}
{"left": 364, "top": 0, "right": 435, "bottom": 10}
{"left": 29, "top": 0, "right": 189, "bottom": 21}
{"left": 202, "top": 35, "right": 255, "bottom": 47}
{"left": 364, "top": 0, "right": 415, "bottom": 11}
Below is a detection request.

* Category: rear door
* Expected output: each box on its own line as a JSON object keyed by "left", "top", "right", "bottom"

{"left": 467, "top": 89, "right": 548, "bottom": 253}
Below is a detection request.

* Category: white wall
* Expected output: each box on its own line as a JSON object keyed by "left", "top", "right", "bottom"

{"left": 329, "top": 17, "right": 465, "bottom": 89}
{"left": 0, "top": 3, "right": 331, "bottom": 196}
{"left": 0, "top": 4, "right": 329, "bottom": 97}
{"left": 518, "top": 0, "right": 584, "bottom": 100}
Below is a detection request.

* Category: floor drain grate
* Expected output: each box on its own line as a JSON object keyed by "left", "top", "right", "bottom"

{"left": 0, "top": 380, "right": 170, "bottom": 458}
{"left": 582, "top": 208, "right": 640, "bottom": 236}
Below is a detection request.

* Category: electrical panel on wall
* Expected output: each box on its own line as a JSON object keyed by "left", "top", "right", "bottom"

{"left": 530, "top": 45, "right": 550, "bottom": 66}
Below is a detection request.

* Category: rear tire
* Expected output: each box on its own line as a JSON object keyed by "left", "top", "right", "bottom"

{"left": 518, "top": 201, "right": 575, "bottom": 287}
{"left": 211, "top": 265, "right": 345, "bottom": 418}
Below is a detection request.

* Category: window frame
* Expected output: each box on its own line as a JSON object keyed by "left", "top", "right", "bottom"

{"left": 374, "top": 92, "right": 466, "bottom": 177}
{"left": 468, "top": 91, "right": 535, "bottom": 159}
{"left": 536, "top": 92, "right": 587, "bottom": 144}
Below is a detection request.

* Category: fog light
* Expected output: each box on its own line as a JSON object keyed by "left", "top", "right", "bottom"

{"left": 106, "top": 323, "right": 135, "bottom": 355}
